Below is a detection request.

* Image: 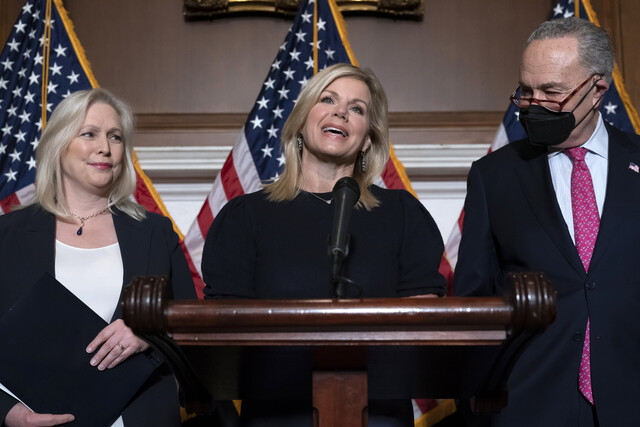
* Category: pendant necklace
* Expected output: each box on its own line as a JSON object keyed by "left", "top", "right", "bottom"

{"left": 71, "top": 206, "right": 109, "bottom": 236}
{"left": 308, "top": 192, "right": 333, "bottom": 205}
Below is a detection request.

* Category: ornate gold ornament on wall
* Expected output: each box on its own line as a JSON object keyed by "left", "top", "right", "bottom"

{"left": 183, "top": 0, "right": 423, "bottom": 19}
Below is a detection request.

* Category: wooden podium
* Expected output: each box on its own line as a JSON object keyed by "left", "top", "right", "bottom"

{"left": 122, "top": 272, "right": 555, "bottom": 426}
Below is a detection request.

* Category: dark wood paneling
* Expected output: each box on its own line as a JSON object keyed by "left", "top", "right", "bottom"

{"left": 0, "top": 1, "right": 7, "bottom": 47}
{"left": 587, "top": 0, "right": 640, "bottom": 118}
{"left": 1, "top": 0, "right": 23, "bottom": 46}
{"left": 3, "top": 2, "right": 637, "bottom": 129}
{"left": 60, "top": 0, "right": 550, "bottom": 114}
{"left": 615, "top": 0, "right": 640, "bottom": 114}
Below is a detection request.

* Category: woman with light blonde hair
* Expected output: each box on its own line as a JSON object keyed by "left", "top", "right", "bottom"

{"left": 0, "top": 88, "right": 195, "bottom": 427}
{"left": 265, "top": 63, "right": 390, "bottom": 209}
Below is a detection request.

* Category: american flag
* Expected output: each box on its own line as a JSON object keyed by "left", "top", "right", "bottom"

{"left": 0, "top": 0, "right": 178, "bottom": 232}
{"left": 444, "top": 0, "right": 640, "bottom": 273}
{"left": 181, "top": 0, "right": 456, "bottom": 423}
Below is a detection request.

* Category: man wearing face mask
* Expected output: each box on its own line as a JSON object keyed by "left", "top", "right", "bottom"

{"left": 454, "top": 17, "right": 640, "bottom": 426}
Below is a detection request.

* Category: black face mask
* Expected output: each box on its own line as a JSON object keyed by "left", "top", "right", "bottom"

{"left": 519, "top": 80, "right": 600, "bottom": 147}
{"left": 519, "top": 105, "right": 576, "bottom": 147}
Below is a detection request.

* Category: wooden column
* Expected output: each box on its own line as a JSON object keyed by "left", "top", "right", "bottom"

{"left": 313, "top": 371, "right": 367, "bottom": 427}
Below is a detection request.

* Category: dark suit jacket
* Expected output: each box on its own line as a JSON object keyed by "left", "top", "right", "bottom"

{"left": 0, "top": 205, "right": 196, "bottom": 426}
{"left": 454, "top": 123, "right": 640, "bottom": 426}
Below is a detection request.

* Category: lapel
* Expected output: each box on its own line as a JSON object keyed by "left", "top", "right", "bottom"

{"left": 24, "top": 206, "right": 57, "bottom": 277}
{"left": 18, "top": 206, "right": 153, "bottom": 321}
{"left": 112, "top": 208, "right": 152, "bottom": 320}
{"left": 589, "top": 124, "right": 640, "bottom": 270}
{"left": 512, "top": 140, "right": 586, "bottom": 277}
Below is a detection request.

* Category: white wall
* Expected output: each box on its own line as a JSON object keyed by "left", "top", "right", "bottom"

{"left": 137, "top": 142, "right": 488, "bottom": 242}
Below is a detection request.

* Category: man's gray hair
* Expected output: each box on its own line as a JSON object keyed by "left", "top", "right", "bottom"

{"left": 528, "top": 17, "right": 614, "bottom": 83}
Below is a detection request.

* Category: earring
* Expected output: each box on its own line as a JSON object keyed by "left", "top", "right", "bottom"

{"left": 360, "top": 151, "right": 367, "bottom": 172}
{"left": 297, "top": 134, "right": 303, "bottom": 153}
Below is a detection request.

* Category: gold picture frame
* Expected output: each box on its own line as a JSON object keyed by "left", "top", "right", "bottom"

{"left": 183, "top": 0, "right": 423, "bottom": 19}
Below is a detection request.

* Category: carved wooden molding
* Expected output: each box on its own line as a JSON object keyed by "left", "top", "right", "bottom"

{"left": 183, "top": 0, "right": 423, "bottom": 19}
{"left": 124, "top": 272, "right": 556, "bottom": 344}
{"left": 132, "top": 111, "right": 500, "bottom": 182}
{"left": 132, "top": 111, "right": 501, "bottom": 184}
{"left": 133, "top": 143, "right": 490, "bottom": 182}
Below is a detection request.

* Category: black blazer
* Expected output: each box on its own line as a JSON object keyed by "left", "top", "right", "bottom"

{"left": 0, "top": 205, "right": 196, "bottom": 426}
{"left": 454, "top": 123, "right": 640, "bottom": 426}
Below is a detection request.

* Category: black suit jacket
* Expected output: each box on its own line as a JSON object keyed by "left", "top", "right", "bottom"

{"left": 0, "top": 205, "right": 196, "bottom": 426}
{"left": 454, "top": 123, "right": 640, "bottom": 426}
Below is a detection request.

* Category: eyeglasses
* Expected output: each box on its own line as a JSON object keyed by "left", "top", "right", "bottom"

{"left": 509, "top": 74, "right": 601, "bottom": 112}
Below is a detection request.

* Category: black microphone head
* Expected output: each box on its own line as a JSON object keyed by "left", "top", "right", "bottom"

{"left": 332, "top": 176, "right": 360, "bottom": 206}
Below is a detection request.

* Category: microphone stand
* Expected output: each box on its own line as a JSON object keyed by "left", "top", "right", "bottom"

{"left": 328, "top": 177, "right": 360, "bottom": 299}
{"left": 331, "top": 243, "right": 350, "bottom": 299}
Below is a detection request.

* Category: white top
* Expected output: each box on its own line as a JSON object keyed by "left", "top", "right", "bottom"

{"left": 54, "top": 240, "right": 124, "bottom": 323}
{"left": 548, "top": 114, "right": 609, "bottom": 242}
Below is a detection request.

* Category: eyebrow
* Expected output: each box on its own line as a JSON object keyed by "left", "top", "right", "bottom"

{"left": 520, "top": 81, "right": 568, "bottom": 91}
{"left": 79, "top": 124, "right": 123, "bottom": 133}
{"left": 322, "top": 89, "right": 369, "bottom": 106}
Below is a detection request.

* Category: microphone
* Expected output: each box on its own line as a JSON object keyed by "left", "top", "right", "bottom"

{"left": 328, "top": 177, "right": 360, "bottom": 298}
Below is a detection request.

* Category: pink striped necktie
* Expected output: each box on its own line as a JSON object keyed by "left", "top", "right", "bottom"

{"left": 565, "top": 147, "right": 599, "bottom": 405}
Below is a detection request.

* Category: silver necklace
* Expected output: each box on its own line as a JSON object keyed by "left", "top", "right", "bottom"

{"left": 70, "top": 206, "right": 109, "bottom": 236}
{"left": 308, "top": 192, "right": 332, "bottom": 205}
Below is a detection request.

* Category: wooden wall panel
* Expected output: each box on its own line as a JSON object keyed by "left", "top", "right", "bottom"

{"left": 0, "top": 1, "right": 8, "bottom": 46}
{"left": 589, "top": 0, "right": 640, "bottom": 117}
{"left": 52, "top": 0, "right": 551, "bottom": 114}
{"left": 1, "top": 0, "right": 20, "bottom": 46}
{"left": 345, "top": 1, "right": 552, "bottom": 112}
{"left": 3, "top": 1, "right": 639, "bottom": 134}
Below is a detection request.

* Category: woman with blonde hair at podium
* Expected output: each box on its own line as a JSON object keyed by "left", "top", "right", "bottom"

{"left": 202, "top": 63, "right": 447, "bottom": 426}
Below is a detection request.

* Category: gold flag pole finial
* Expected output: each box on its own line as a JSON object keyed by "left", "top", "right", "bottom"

{"left": 40, "top": 0, "right": 53, "bottom": 129}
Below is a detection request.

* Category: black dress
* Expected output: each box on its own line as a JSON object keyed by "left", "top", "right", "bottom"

{"left": 202, "top": 185, "right": 447, "bottom": 426}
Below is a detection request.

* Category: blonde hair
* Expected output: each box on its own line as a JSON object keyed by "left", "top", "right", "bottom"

{"left": 264, "top": 63, "right": 389, "bottom": 210}
{"left": 33, "top": 88, "right": 145, "bottom": 220}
